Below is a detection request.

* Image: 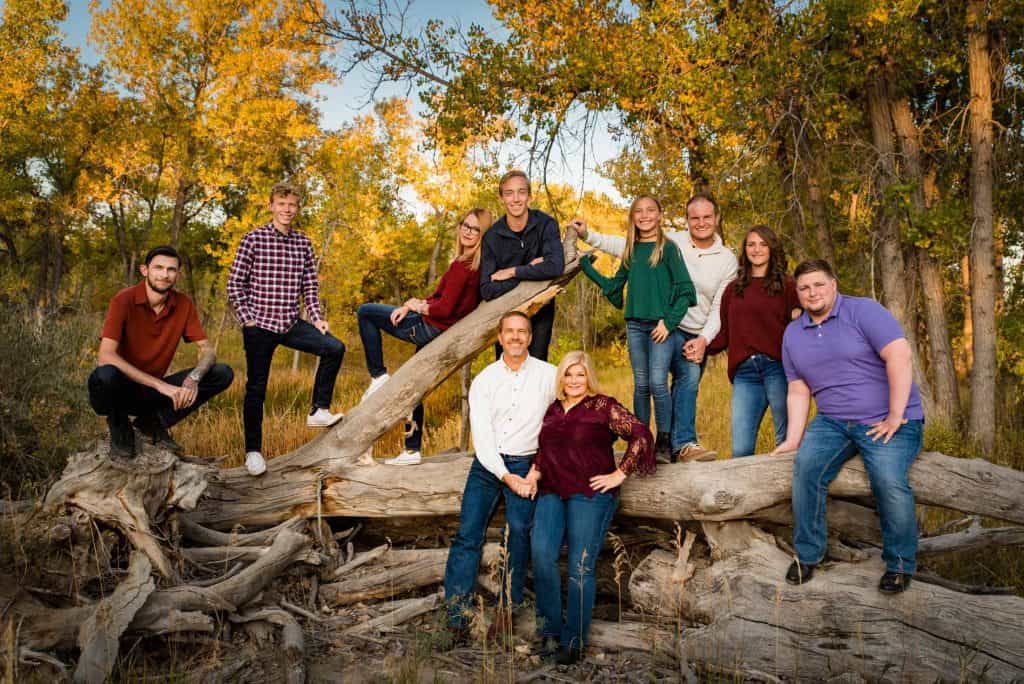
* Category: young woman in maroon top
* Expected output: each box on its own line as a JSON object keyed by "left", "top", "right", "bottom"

{"left": 526, "top": 350, "right": 655, "bottom": 664}
{"left": 709, "top": 225, "right": 801, "bottom": 457}
{"left": 357, "top": 208, "right": 493, "bottom": 465}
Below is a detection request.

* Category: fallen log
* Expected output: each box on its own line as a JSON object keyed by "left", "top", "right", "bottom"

{"left": 189, "top": 450, "right": 1024, "bottom": 532}
{"left": 320, "top": 544, "right": 501, "bottom": 605}
{"left": 342, "top": 591, "right": 442, "bottom": 635}
{"left": 628, "top": 521, "right": 1024, "bottom": 681}
{"left": 230, "top": 607, "right": 305, "bottom": 684}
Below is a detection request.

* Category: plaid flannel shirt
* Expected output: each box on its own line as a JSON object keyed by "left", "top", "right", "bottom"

{"left": 227, "top": 223, "right": 323, "bottom": 333}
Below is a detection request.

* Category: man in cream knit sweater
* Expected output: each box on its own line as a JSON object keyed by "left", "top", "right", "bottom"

{"left": 571, "top": 194, "right": 737, "bottom": 462}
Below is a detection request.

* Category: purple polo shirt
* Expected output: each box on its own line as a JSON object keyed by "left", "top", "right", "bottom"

{"left": 782, "top": 294, "right": 924, "bottom": 424}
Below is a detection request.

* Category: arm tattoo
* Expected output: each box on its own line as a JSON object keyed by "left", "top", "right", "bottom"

{"left": 191, "top": 343, "right": 217, "bottom": 381}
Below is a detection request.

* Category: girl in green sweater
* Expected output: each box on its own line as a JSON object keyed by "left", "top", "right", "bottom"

{"left": 576, "top": 196, "right": 696, "bottom": 460}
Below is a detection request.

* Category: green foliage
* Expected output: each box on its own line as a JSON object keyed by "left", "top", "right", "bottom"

{"left": 0, "top": 305, "right": 99, "bottom": 498}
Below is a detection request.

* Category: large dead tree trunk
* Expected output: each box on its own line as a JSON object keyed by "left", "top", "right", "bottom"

{"left": 187, "top": 449, "right": 1024, "bottom": 530}
{"left": 629, "top": 521, "right": 1024, "bottom": 681}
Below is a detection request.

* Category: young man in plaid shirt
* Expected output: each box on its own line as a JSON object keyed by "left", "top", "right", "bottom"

{"left": 227, "top": 183, "right": 346, "bottom": 476}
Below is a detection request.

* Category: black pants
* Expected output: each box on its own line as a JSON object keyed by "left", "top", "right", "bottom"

{"left": 242, "top": 320, "right": 346, "bottom": 452}
{"left": 88, "top": 363, "right": 234, "bottom": 428}
{"left": 493, "top": 301, "right": 556, "bottom": 362}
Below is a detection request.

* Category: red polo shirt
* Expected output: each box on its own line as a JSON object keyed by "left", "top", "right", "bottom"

{"left": 100, "top": 282, "right": 207, "bottom": 378}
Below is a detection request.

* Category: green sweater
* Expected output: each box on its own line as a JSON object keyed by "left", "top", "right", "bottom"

{"left": 581, "top": 240, "right": 696, "bottom": 330}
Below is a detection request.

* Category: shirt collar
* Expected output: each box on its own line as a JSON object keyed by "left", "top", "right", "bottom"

{"left": 800, "top": 292, "right": 843, "bottom": 328}
{"left": 501, "top": 354, "right": 532, "bottom": 373}
{"left": 264, "top": 222, "right": 294, "bottom": 239}
{"left": 132, "top": 281, "right": 177, "bottom": 314}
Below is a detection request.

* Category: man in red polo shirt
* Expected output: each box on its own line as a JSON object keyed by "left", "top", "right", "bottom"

{"left": 88, "top": 245, "right": 234, "bottom": 458}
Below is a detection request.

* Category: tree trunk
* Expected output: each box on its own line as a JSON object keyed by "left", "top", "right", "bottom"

{"left": 966, "top": 0, "right": 998, "bottom": 451}
{"left": 628, "top": 521, "right": 1024, "bottom": 682}
{"left": 865, "top": 77, "right": 934, "bottom": 415}
{"left": 187, "top": 449, "right": 1024, "bottom": 530}
{"left": 889, "top": 96, "right": 960, "bottom": 425}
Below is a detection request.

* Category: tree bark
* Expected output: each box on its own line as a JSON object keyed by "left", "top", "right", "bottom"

{"left": 967, "top": 0, "right": 998, "bottom": 451}
{"left": 187, "top": 450, "right": 1024, "bottom": 530}
{"left": 866, "top": 76, "right": 933, "bottom": 415}
{"left": 629, "top": 521, "right": 1024, "bottom": 681}
{"left": 889, "top": 96, "right": 960, "bottom": 425}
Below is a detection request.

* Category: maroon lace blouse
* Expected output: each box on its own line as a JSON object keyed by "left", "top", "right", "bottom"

{"left": 534, "top": 394, "right": 655, "bottom": 499}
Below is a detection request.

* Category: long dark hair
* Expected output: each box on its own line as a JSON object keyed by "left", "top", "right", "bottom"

{"left": 734, "top": 225, "right": 787, "bottom": 297}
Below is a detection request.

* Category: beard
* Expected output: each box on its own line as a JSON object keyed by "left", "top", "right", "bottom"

{"left": 147, "top": 276, "right": 175, "bottom": 294}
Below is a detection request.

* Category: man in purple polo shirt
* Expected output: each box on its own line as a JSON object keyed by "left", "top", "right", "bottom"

{"left": 774, "top": 259, "right": 924, "bottom": 594}
{"left": 227, "top": 182, "right": 346, "bottom": 476}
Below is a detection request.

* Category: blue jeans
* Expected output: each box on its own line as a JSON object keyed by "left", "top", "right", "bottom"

{"left": 531, "top": 492, "right": 618, "bottom": 650}
{"left": 670, "top": 330, "right": 707, "bottom": 450}
{"left": 730, "top": 354, "right": 789, "bottom": 457}
{"left": 792, "top": 415, "right": 924, "bottom": 573}
{"left": 357, "top": 303, "right": 442, "bottom": 450}
{"left": 625, "top": 320, "right": 680, "bottom": 434}
{"left": 444, "top": 455, "right": 536, "bottom": 629}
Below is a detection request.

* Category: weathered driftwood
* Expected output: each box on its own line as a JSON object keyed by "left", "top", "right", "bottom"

{"left": 11, "top": 529, "right": 312, "bottom": 651}
{"left": 73, "top": 552, "right": 154, "bottom": 684}
{"left": 342, "top": 591, "right": 443, "bottom": 635}
{"left": 42, "top": 446, "right": 211, "bottom": 580}
{"left": 176, "top": 515, "right": 305, "bottom": 547}
{"left": 320, "top": 544, "right": 500, "bottom": 605}
{"left": 189, "top": 449, "right": 1024, "bottom": 532}
{"left": 628, "top": 521, "right": 1024, "bottom": 681}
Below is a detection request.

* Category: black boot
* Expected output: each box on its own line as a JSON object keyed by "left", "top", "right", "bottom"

{"left": 656, "top": 432, "right": 672, "bottom": 464}
{"left": 134, "top": 413, "right": 183, "bottom": 454}
{"left": 107, "top": 413, "right": 136, "bottom": 459}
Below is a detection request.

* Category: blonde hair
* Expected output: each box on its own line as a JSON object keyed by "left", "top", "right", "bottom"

{"left": 269, "top": 182, "right": 302, "bottom": 204}
{"left": 621, "top": 195, "right": 667, "bottom": 268}
{"left": 455, "top": 208, "right": 493, "bottom": 272}
{"left": 498, "top": 169, "right": 531, "bottom": 194}
{"left": 554, "top": 350, "right": 602, "bottom": 401}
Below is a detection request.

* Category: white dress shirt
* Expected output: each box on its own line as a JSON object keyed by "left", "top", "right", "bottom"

{"left": 584, "top": 228, "right": 737, "bottom": 341}
{"left": 469, "top": 354, "right": 557, "bottom": 480}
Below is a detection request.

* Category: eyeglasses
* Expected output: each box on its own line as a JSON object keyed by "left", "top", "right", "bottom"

{"left": 459, "top": 221, "right": 481, "bottom": 234}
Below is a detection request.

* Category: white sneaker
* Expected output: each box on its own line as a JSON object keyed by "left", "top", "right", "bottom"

{"left": 245, "top": 451, "right": 267, "bottom": 476}
{"left": 361, "top": 373, "right": 391, "bottom": 402}
{"left": 307, "top": 407, "right": 344, "bottom": 428}
{"left": 384, "top": 450, "right": 422, "bottom": 466}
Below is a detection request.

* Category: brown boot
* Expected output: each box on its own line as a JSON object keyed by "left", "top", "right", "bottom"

{"left": 674, "top": 442, "right": 717, "bottom": 462}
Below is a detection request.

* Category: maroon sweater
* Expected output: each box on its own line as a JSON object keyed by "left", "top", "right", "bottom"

{"left": 709, "top": 275, "right": 800, "bottom": 382}
{"left": 423, "top": 258, "right": 480, "bottom": 330}
{"left": 535, "top": 394, "right": 655, "bottom": 499}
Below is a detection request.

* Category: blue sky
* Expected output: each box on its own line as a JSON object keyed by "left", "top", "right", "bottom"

{"left": 59, "top": 0, "right": 623, "bottom": 203}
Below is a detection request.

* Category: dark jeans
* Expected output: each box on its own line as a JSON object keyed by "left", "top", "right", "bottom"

{"left": 357, "top": 303, "right": 442, "bottom": 451}
{"left": 88, "top": 363, "right": 234, "bottom": 428}
{"left": 242, "top": 320, "right": 345, "bottom": 452}
{"left": 531, "top": 491, "right": 618, "bottom": 650}
{"left": 493, "top": 300, "right": 555, "bottom": 362}
{"left": 444, "top": 455, "right": 536, "bottom": 630}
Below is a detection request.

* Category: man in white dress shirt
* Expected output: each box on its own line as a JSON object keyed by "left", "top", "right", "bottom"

{"left": 443, "top": 311, "right": 557, "bottom": 641}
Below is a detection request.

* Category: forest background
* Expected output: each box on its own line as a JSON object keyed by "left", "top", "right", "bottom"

{"left": 1, "top": 0, "right": 1022, "bottom": 566}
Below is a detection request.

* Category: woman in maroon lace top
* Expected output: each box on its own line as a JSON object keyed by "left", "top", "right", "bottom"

{"left": 527, "top": 350, "right": 655, "bottom": 664}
